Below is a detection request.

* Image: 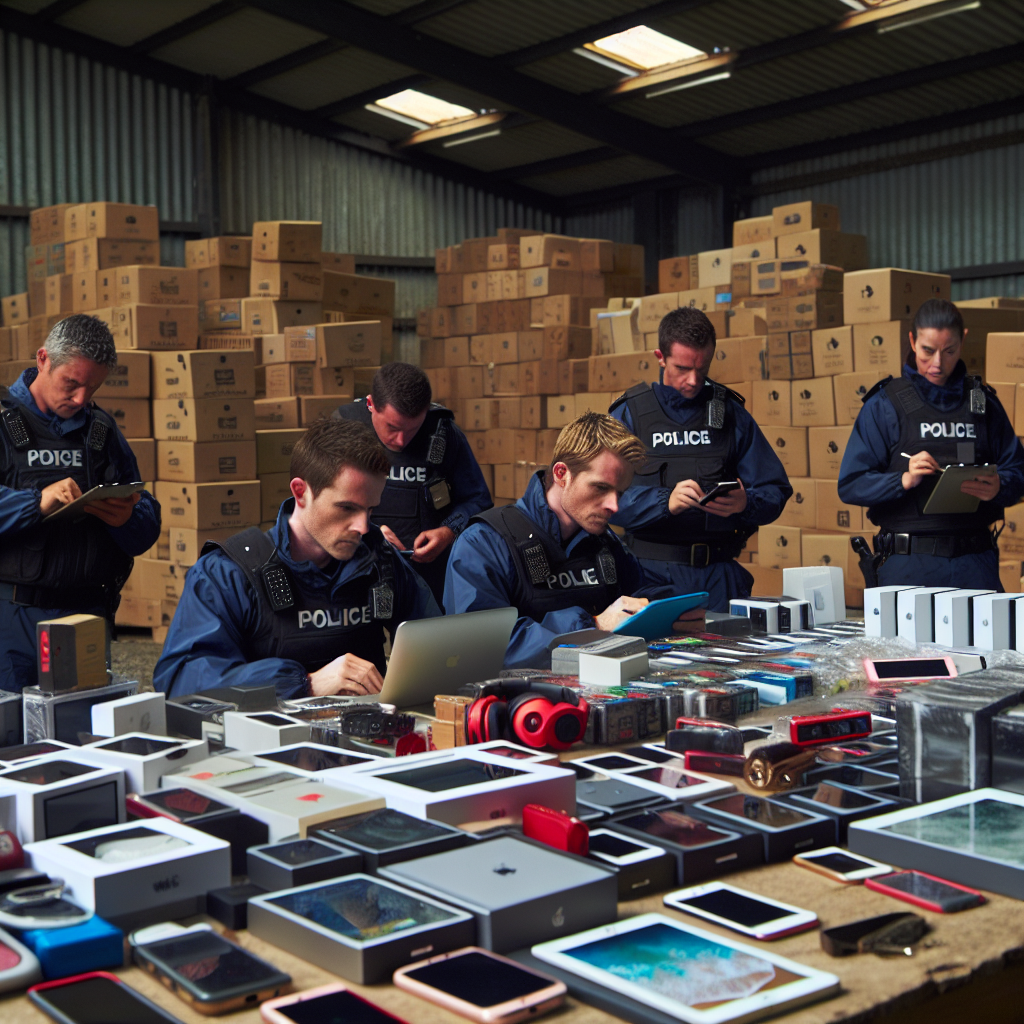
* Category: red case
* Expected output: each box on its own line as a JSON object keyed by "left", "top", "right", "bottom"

{"left": 522, "top": 804, "right": 589, "bottom": 855}
{"left": 864, "top": 871, "right": 985, "bottom": 913}
{"left": 786, "top": 710, "right": 872, "bottom": 747}
{"left": 683, "top": 752, "right": 746, "bottom": 776}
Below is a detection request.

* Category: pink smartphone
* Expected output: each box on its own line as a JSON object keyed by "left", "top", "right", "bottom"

{"left": 261, "top": 983, "right": 407, "bottom": 1024}
{"left": 862, "top": 656, "right": 957, "bottom": 684}
{"left": 392, "top": 946, "right": 566, "bottom": 1023}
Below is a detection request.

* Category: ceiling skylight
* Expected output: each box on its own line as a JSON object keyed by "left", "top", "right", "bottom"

{"left": 585, "top": 25, "right": 706, "bottom": 71}
{"left": 374, "top": 89, "right": 476, "bottom": 127}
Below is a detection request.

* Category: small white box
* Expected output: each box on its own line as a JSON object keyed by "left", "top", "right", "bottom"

{"left": 578, "top": 650, "right": 649, "bottom": 687}
{"left": 323, "top": 749, "right": 576, "bottom": 826}
{"left": 897, "top": 587, "right": 957, "bottom": 643}
{"left": 223, "top": 711, "right": 310, "bottom": 752}
{"left": 25, "top": 817, "right": 230, "bottom": 925}
{"left": 0, "top": 755, "right": 125, "bottom": 843}
{"left": 973, "top": 593, "right": 1024, "bottom": 650}
{"left": 241, "top": 781, "right": 385, "bottom": 841}
{"left": 933, "top": 590, "right": 996, "bottom": 647}
{"left": 161, "top": 753, "right": 254, "bottom": 787}
{"left": 783, "top": 566, "right": 846, "bottom": 626}
{"left": 91, "top": 692, "right": 167, "bottom": 737}
{"left": 468, "top": 740, "right": 561, "bottom": 766}
{"left": 864, "top": 585, "right": 916, "bottom": 637}
{"left": 728, "top": 599, "right": 779, "bottom": 633}
{"left": 0, "top": 740, "right": 75, "bottom": 767}
{"left": 250, "top": 742, "right": 384, "bottom": 777}
{"left": 77, "top": 734, "right": 209, "bottom": 793}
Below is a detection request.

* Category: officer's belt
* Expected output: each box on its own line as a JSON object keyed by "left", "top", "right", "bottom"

{"left": 626, "top": 536, "right": 743, "bottom": 568}
{"left": 876, "top": 530, "right": 995, "bottom": 559}
{"left": 0, "top": 581, "right": 110, "bottom": 611}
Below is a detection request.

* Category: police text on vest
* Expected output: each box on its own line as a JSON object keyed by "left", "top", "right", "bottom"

{"left": 920, "top": 422, "right": 975, "bottom": 438}
{"left": 389, "top": 466, "right": 427, "bottom": 482}
{"left": 544, "top": 568, "right": 599, "bottom": 590}
{"left": 298, "top": 606, "right": 371, "bottom": 629}
{"left": 651, "top": 430, "right": 711, "bottom": 447}
{"left": 27, "top": 449, "right": 83, "bottom": 467}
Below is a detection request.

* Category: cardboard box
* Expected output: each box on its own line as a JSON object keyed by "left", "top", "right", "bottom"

{"left": 242, "top": 298, "right": 323, "bottom": 335}
{"left": 285, "top": 322, "right": 382, "bottom": 368}
{"left": 65, "top": 239, "right": 156, "bottom": 278}
{"left": 254, "top": 397, "right": 301, "bottom": 429}
{"left": 988, "top": 381, "right": 1016, "bottom": 428}
{"left": 844, "top": 269, "right": 950, "bottom": 324}
{"left": 834, "top": 369, "right": 888, "bottom": 425}
{"left": 156, "top": 440, "right": 257, "bottom": 483}
{"left": 487, "top": 243, "right": 520, "bottom": 270}
{"left": 95, "top": 304, "right": 199, "bottom": 351}
{"left": 791, "top": 377, "right": 835, "bottom": 427}
{"left": 321, "top": 273, "right": 394, "bottom": 315}
{"left": 30, "top": 203, "right": 75, "bottom": 245}
{"left": 263, "top": 363, "right": 355, "bottom": 399}
{"left": 697, "top": 248, "right": 733, "bottom": 288}
{"left": 852, "top": 320, "right": 912, "bottom": 372}
{"left": 155, "top": 480, "right": 261, "bottom": 531}
{"left": 587, "top": 353, "right": 658, "bottom": 393}
{"left": 198, "top": 266, "right": 249, "bottom": 301}
{"left": 732, "top": 216, "right": 774, "bottom": 246}
{"left": 443, "top": 336, "right": 470, "bottom": 367}
{"left": 2, "top": 293, "right": 29, "bottom": 325}
{"left": 575, "top": 392, "right": 614, "bottom": 417}
{"left": 0, "top": 360, "right": 35, "bottom": 387}
{"left": 758, "top": 525, "right": 802, "bottom": 569}
{"left": 815, "top": 480, "right": 863, "bottom": 533}
{"left": 580, "top": 239, "right": 614, "bottom": 273}
{"left": 788, "top": 292, "right": 843, "bottom": 331}
{"left": 713, "top": 336, "right": 766, "bottom": 383}
{"left": 204, "top": 237, "right": 253, "bottom": 268}
{"left": 520, "top": 235, "right": 580, "bottom": 270}
{"left": 43, "top": 273, "right": 74, "bottom": 316}
{"left": 199, "top": 299, "right": 243, "bottom": 333}
{"left": 637, "top": 293, "right": 680, "bottom": 333}
{"left": 524, "top": 268, "right": 582, "bottom": 298}
{"left": 65, "top": 203, "right": 159, "bottom": 242}
{"left": 772, "top": 202, "right": 840, "bottom": 237}
{"left": 776, "top": 230, "right": 867, "bottom": 270}
{"left": 811, "top": 325, "right": 854, "bottom": 376}
{"left": 169, "top": 527, "right": 239, "bottom": 568}
{"left": 256, "top": 429, "right": 305, "bottom": 475}
{"left": 199, "top": 333, "right": 261, "bottom": 354}
{"left": 152, "top": 398, "right": 256, "bottom": 443}
{"left": 132, "top": 558, "right": 188, "bottom": 602}
{"left": 127, "top": 437, "right": 155, "bottom": 481}
{"left": 540, "top": 325, "right": 592, "bottom": 363}
{"left": 259, "top": 472, "right": 292, "bottom": 523}
{"left": 1016, "top": 384, "right": 1024, "bottom": 435}
{"left": 999, "top": 503, "right": 1024, "bottom": 557}
{"left": 752, "top": 379, "right": 791, "bottom": 426}
{"left": 777, "top": 477, "right": 817, "bottom": 529}
{"left": 596, "top": 308, "right": 641, "bottom": 354}
{"left": 36, "top": 614, "right": 108, "bottom": 693}
{"left": 767, "top": 353, "right": 814, "bottom": 381}
{"left": 252, "top": 221, "right": 322, "bottom": 263}
{"left": 732, "top": 258, "right": 753, "bottom": 297}
{"left": 321, "top": 252, "right": 355, "bottom": 273}
{"left": 151, "top": 349, "right": 255, "bottom": 400}
{"left": 657, "top": 257, "right": 689, "bottom": 293}
{"left": 808, "top": 424, "right": 854, "bottom": 480}
{"left": 546, "top": 395, "right": 575, "bottom": 429}
{"left": 93, "top": 396, "right": 150, "bottom": 436}
{"left": 250, "top": 262, "right": 324, "bottom": 301}
{"left": 99, "top": 351, "right": 150, "bottom": 399}
{"left": 800, "top": 532, "right": 850, "bottom": 574}
{"left": 763, "top": 427, "right": 808, "bottom": 479}
{"left": 732, "top": 239, "right": 776, "bottom": 261}
{"left": 987, "top": 333, "right": 1024, "bottom": 384}
{"left": 750, "top": 259, "right": 782, "bottom": 296}
{"left": 542, "top": 295, "right": 604, "bottom": 327}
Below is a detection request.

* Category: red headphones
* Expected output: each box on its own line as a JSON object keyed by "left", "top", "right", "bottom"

{"left": 465, "top": 681, "right": 589, "bottom": 751}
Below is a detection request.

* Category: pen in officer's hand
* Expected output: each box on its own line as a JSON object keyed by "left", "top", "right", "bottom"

{"left": 900, "top": 453, "right": 914, "bottom": 459}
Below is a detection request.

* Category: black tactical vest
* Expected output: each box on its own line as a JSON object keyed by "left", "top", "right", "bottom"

{"left": 334, "top": 401, "right": 455, "bottom": 548}
{"left": 868, "top": 373, "right": 999, "bottom": 534}
{"left": 615, "top": 381, "right": 751, "bottom": 551}
{"left": 0, "top": 387, "right": 134, "bottom": 597}
{"left": 471, "top": 502, "right": 631, "bottom": 619}
{"left": 203, "top": 522, "right": 398, "bottom": 676}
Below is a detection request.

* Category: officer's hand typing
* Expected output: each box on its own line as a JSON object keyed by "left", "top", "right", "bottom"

{"left": 411, "top": 526, "right": 455, "bottom": 563}
{"left": 594, "top": 595, "right": 648, "bottom": 632}
{"left": 668, "top": 479, "right": 705, "bottom": 514}
{"left": 39, "top": 477, "right": 82, "bottom": 515}
{"left": 379, "top": 525, "right": 407, "bottom": 551}
{"left": 672, "top": 606, "right": 706, "bottom": 634}
{"left": 308, "top": 654, "right": 384, "bottom": 697}
{"left": 902, "top": 451, "right": 941, "bottom": 490}
{"left": 83, "top": 493, "right": 140, "bottom": 527}
{"left": 704, "top": 478, "right": 748, "bottom": 518}
{"left": 960, "top": 472, "right": 1001, "bottom": 502}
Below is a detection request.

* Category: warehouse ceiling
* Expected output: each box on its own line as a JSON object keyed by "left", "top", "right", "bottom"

{"left": 1, "top": 0, "right": 1021, "bottom": 211}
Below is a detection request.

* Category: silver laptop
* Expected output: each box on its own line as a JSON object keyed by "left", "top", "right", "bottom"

{"left": 371, "top": 606, "right": 517, "bottom": 709}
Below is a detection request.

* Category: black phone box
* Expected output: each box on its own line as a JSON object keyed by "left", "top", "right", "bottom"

{"left": 774, "top": 783, "right": 899, "bottom": 844}
{"left": 574, "top": 776, "right": 663, "bottom": 818}
{"left": 165, "top": 695, "right": 236, "bottom": 740}
{"left": 991, "top": 704, "right": 1024, "bottom": 796}
{"left": 590, "top": 846, "right": 677, "bottom": 902}
{"left": 191, "top": 810, "right": 269, "bottom": 875}
{"left": 247, "top": 839, "right": 362, "bottom": 892}
{"left": 206, "top": 882, "right": 266, "bottom": 931}
{"left": 0, "top": 691, "right": 22, "bottom": 747}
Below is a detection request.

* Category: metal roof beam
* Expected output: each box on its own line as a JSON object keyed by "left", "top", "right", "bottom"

{"left": 494, "top": 146, "right": 620, "bottom": 180}
{"left": 313, "top": 74, "right": 432, "bottom": 119}
{"left": 227, "top": 38, "right": 346, "bottom": 88}
{"left": 129, "top": 0, "right": 244, "bottom": 55}
{"left": 243, "top": 0, "right": 740, "bottom": 186}
{"left": 36, "top": 0, "right": 89, "bottom": 19}
{"left": 391, "top": 0, "right": 476, "bottom": 27}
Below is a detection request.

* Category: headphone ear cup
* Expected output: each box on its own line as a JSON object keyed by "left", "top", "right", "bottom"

{"left": 485, "top": 698, "right": 509, "bottom": 741}
{"left": 466, "top": 696, "right": 493, "bottom": 745}
{"left": 508, "top": 695, "right": 555, "bottom": 748}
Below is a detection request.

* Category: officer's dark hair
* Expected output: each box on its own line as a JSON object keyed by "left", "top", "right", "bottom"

{"left": 370, "top": 362, "right": 432, "bottom": 418}
{"left": 291, "top": 418, "right": 391, "bottom": 496}
{"left": 658, "top": 306, "right": 716, "bottom": 356}
{"left": 44, "top": 314, "right": 117, "bottom": 369}
{"left": 912, "top": 299, "right": 964, "bottom": 341}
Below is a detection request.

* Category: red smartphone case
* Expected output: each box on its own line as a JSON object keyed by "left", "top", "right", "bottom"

{"left": 786, "top": 710, "right": 872, "bottom": 747}
{"left": 522, "top": 804, "right": 589, "bottom": 855}
{"left": 864, "top": 871, "right": 985, "bottom": 913}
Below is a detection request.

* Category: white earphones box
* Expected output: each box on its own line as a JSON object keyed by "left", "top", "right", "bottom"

{"left": 864, "top": 585, "right": 916, "bottom": 638}
{"left": 91, "top": 691, "right": 167, "bottom": 738}
{"left": 223, "top": 711, "right": 310, "bottom": 752}
{"left": 77, "top": 733, "right": 208, "bottom": 793}
{"left": 973, "top": 593, "right": 1024, "bottom": 650}
{"left": 933, "top": 589, "right": 995, "bottom": 647}
{"left": 897, "top": 587, "right": 957, "bottom": 644}
{"left": 783, "top": 566, "right": 846, "bottom": 626}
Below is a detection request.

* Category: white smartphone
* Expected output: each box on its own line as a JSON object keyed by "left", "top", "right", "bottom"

{"left": 587, "top": 829, "right": 667, "bottom": 866}
{"left": 792, "top": 846, "right": 892, "bottom": 883}
{"left": 664, "top": 881, "right": 818, "bottom": 940}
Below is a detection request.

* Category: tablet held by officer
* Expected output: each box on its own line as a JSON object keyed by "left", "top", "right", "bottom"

{"left": 0, "top": 315, "right": 161, "bottom": 692}
{"left": 609, "top": 306, "right": 792, "bottom": 611}
{"left": 333, "top": 362, "right": 491, "bottom": 606}
{"left": 838, "top": 299, "right": 1024, "bottom": 589}
{"left": 154, "top": 418, "right": 439, "bottom": 700}
{"left": 445, "top": 412, "right": 696, "bottom": 669}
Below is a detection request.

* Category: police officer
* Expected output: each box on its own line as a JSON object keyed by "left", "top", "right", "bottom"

{"left": 334, "top": 362, "right": 491, "bottom": 606}
{"left": 839, "top": 298, "right": 1024, "bottom": 589}
{"left": 609, "top": 307, "right": 792, "bottom": 611}
{"left": 445, "top": 412, "right": 696, "bottom": 669}
{"left": 154, "top": 419, "right": 438, "bottom": 699}
{"left": 0, "top": 315, "right": 161, "bottom": 691}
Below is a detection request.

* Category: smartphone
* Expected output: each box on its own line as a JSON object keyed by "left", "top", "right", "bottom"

{"left": 392, "top": 947, "right": 566, "bottom": 1024}
{"left": 792, "top": 846, "right": 892, "bottom": 883}
{"left": 133, "top": 928, "right": 292, "bottom": 1013}
{"left": 863, "top": 656, "right": 957, "bottom": 683}
{"left": 698, "top": 480, "right": 740, "bottom": 506}
{"left": 29, "top": 971, "right": 184, "bottom": 1023}
{"left": 664, "top": 882, "right": 818, "bottom": 940}
{"left": 587, "top": 829, "right": 666, "bottom": 866}
{"left": 865, "top": 870, "right": 985, "bottom": 913}
{"left": 127, "top": 789, "right": 235, "bottom": 823}
{"left": 262, "top": 983, "right": 407, "bottom": 1023}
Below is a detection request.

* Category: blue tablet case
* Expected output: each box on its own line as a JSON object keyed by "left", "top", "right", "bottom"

{"left": 613, "top": 592, "right": 709, "bottom": 641}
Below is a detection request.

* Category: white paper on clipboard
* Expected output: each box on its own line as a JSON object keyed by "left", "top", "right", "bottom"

{"left": 921, "top": 464, "right": 998, "bottom": 515}
{"left": 43, "top": 482, "right": 144, "bottom": 522}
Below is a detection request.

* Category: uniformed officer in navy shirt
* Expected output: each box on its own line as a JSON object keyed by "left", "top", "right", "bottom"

{"left": 839, "top": 298, "right": 1024, "bottom": 589}
{"left": 334, "top": 362, "right": 491, "bottom": 606}
{"left": 154, "top": 419, "right": 438, "bottom": 700}
{"left": 0, "top": 315, "right": 161, "bottom": 691}
{"left": 609, "top": 307, "right": 792, "bottom": 611}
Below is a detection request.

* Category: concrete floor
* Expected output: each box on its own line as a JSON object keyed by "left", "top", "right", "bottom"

{"left": 111, "top": 630, "right": 163, "bottom": 691}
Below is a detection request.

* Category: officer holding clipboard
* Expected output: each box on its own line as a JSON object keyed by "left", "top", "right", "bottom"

{"left": 838, "top": 299, "right": 1024, "bottom": 588}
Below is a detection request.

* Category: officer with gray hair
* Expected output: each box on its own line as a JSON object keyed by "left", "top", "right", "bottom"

{"left": 0, "top": 314, "right": 161, "bottom": 691}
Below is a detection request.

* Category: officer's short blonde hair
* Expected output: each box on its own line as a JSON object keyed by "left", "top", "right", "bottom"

{"left": 550, "top": 412, "right": 646, "bottom": 479}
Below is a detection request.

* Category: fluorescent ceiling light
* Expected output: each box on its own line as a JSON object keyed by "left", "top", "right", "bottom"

{"left": 374, "top": 88, "right": 475, "bottom": 126}
{"left": 585, "top": 25, "right": 706, "bottom": 71}
{"left": 646, "top": 70, "right": 731, "bottom": 99}
{"left": 443, "top": 128, "right": 502, "bottom": 148}
{"left": 876, "top": 0, "right": 980, "bottom": 32}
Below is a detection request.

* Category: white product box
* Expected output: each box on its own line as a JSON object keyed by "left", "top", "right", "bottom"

{"left": 469, "top": 740, "right": 561, "bottom": 766}
{"left": 321, "top": 749, "right": 576, "bottom": 826}
{"left": 728, "top": 599, "right": 779, "bottom": 633}
{"left": 611, "top": 764, "right": 734, "bottom": 803}
{"left": 783, "top": 566, "right": 846, "bottom": 625}
{"left": 864, "top": 585, "right": 917, "bottom": 638}
{"left": 78, "top": 734, "right": 209, "bottom": 793}
{"left": 0, "top": 755, "right": 125, "bottom": 843}
{"left": 0, "top": 740, "right": 75, "bottom": 767}
{"left": 578, "top": 651, "right": 649, "bottom": 687}
{"left": 250, "top": 742, "right": 384, "bottom": 777}
{"left": 25, "top": 817, "right": 230, "bottom": 924}
{"left": 933, "top": 589, "right": 996, "bottom": 648}
{"left": 91, "top": 691, "right": 167, "bottom": 737}
{"left": 896, "top": 587, "right": 957, "bottom": 643}
{"left": 223, "top": 711, "right": 311, "bottom": 752}
{"left": 973, "top": 593, "right": 1024, "bottom": 650}
{"left": 242, "top": 781, "right": 385, "bottom": 841}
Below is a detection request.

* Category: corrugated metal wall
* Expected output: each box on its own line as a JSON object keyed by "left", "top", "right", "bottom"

{"left": 676, "top": 186, "right": 724, "bottom": 257}
{"left": 0, "top": 28, "right": 195, "bottom": 296}
{"left": 564, "top": 201, "right": 632, "bottom": 244}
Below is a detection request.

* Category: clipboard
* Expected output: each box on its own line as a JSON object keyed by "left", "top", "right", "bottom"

{"left": 613, "top": 591, "right": 709, "bottom": 640}
{"left": 921, "top": 464, "right": 998, "bottom": 515}
{"left": 44, "top": 481, "right": 144, "bottom": 522}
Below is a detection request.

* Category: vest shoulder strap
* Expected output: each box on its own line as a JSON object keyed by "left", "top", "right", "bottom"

{"left": 205, "top": 527, "right": 296, "bottom": 614}
{"left": 87, "top": 403, "right": 118, "bottom": 454}
{"left": 861, "top": 374, "right": 894, "bottom": 405}
{"left": 0, "top": 386, "right": 34, "bottom": 451}
{"left": 610, "top": 382, "right": 653, "bottom": 412}
{"left": 882, "top": 375, "right": 924, "bottom": 415}
{"left": 722, "top": 384, "right": 747, "bottom": 407}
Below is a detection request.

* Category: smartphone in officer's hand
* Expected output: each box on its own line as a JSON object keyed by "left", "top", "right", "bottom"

{"left": 698, "top": 480, "right": 740, "bottom": 506}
